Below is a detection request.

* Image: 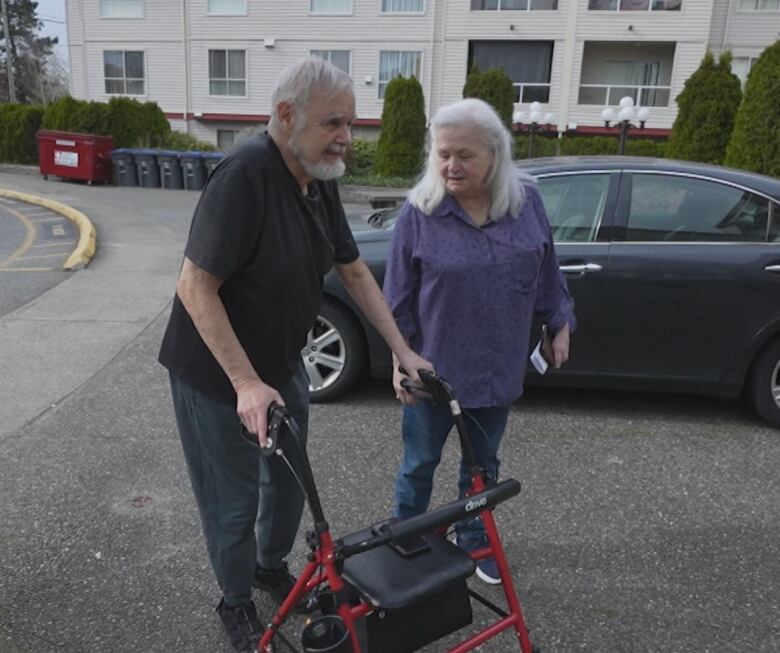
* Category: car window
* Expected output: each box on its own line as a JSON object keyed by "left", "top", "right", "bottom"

{"left": 626, "top": 174, "right": 771, "bottom": 243}
{"left": 771, "top": 203, "right": 780, "bottom": 243}
{"left": 537, "top": 174, "right": 610, "bottom": 243}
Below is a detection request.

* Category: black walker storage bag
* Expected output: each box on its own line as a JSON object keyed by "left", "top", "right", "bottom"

{"left": 341, "top": 528, "right": 476, "bottom": 653}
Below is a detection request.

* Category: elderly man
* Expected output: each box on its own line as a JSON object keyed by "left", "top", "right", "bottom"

{"left": 159, "top": 57, "right": 430, "bottom": 653}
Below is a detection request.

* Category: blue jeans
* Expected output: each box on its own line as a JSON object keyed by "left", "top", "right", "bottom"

{"left": 170, "top": 362, "right": 309, "bottom": 607}
{"left": 394, "top": 401, "right": 510, "bottom": 541}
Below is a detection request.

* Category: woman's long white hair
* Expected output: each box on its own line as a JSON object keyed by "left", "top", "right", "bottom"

{"left": 409, "top": 98, "right": 527, "bottom": 221}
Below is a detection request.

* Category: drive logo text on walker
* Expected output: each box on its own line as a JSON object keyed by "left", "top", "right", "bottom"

{"left": 465, "top": 496, "right": 488, "bottom": 512}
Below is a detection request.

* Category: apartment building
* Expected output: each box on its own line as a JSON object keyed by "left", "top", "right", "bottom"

{"left": 65, "top": 0, "right": 780, "bottom": 145}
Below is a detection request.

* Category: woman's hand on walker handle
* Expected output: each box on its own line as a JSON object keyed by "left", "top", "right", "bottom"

{"left": 392, "top": 349, "right": 434, "bottom": 405}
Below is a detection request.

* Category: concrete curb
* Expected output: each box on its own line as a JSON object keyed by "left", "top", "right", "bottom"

{"left": 0, "top": 188, "right": 97, "bottom": 270}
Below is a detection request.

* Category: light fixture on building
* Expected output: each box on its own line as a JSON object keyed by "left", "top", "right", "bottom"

{"left": 600, "top": 96, "right": 650, "bottom": 155}
{"left": 264, "top": 38, "right": 275, "bottom": 48}
{"left": 364, "top": 75, "right": 373, "bottom": 85}
{"left": 513, "top": 101, "right": 555, "bottom": 159}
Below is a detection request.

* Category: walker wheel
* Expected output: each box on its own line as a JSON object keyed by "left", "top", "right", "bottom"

{"left": 532, "top": 646, "right": 541, "bottom": 653}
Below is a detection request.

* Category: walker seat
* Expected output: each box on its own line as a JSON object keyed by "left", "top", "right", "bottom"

{"left": 341, "top": 528, "right": 475, "bottom": 653}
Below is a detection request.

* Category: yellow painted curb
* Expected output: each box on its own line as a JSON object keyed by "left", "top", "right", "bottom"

{"left": 0, "top": 189, "right": 97, "bottom": 270}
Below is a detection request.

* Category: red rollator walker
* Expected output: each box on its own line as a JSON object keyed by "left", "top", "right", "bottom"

{"left": 250, "top": 369, "right": 541, "bottom": 653}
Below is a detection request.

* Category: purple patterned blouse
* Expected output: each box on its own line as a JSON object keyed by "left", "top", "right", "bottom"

{"left": 383, "top": 184, "right": 576, "bottom": 408}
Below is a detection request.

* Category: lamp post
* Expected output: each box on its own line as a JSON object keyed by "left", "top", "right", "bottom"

{"left": 513, "top": 102, "right": 555, "bottom": 159}
{"left": 600, "top": 96, "right": 651, "bottom": 155}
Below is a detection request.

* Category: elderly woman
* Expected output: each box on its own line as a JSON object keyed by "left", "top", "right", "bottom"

{"left": 383, "top": 98, "right": 576, "bottom": 584}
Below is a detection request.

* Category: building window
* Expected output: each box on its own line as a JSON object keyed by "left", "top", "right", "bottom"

{"left": 469, "top": 41, "right": 553, "bottom": 103}
{"left": 588, "top": 0, "right": 681, "bottom": 9}
{"left": 382, "top": 0, "right": 425, "bottom": 12}
{"left": 209, "top": 50, "right": 246, "bottom": 96}
{"left": 378, "top": 51, "right": 422, "bottom": 99}
{"left": 311, "top": 0, "right": 353, "bottom": 13}
{"left": 578, "top": 42, "right": 674, "bottom": 107}
{"left": 311, "top": 50, "right": 352, "bottom": 75}
{"left": 738, "top": 0, "right": 779, "bottom": 8}
{"left": 103, "top": 51, "right": 145, "bottom": 95}
{"left": 217, "top": 130, "right": 238, "bottom": 150}
{"left": 100, "top": 0, "right": 143, "bottom": 18}
{"left": 207, "top": 0, "right": 247, "bottom": 14}
{"left": 471, "top": 0, "right": 558, "bottom": 10}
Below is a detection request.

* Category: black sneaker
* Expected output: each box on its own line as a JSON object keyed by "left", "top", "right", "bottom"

{"left": 253, "top": 562, "right": 316, "bottom": 614}
{"left": 216, "top": 598, "right": 264, "bottom": 653}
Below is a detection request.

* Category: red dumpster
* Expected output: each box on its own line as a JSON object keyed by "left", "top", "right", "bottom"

{"left": 36, "top": 130, "right": 114, "bottom": 184}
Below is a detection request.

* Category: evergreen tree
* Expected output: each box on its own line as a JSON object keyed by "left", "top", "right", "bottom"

{"left": 666, "top": 52, "right": 742, "bottom": 165}
{"left": 462, "top": 65, "right": 514, "bottom": 128}
{"left": 0, "top": 0, "right": 59, "bottom": 104}
{"left": 375, "top": 75, "right": 426, "bottom": 178}
{"left": 724, "top": 40, "right": 780, "bottom": 177}
{"left": 462, "top": 65, "right": 482, "bottom": 99}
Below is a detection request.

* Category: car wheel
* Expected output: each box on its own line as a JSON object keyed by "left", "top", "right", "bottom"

{"left": 303, "top": 301, "right": 366, "bottom": 403}
{"left": 748, "top": 336, "right": 780, "bottom": 428}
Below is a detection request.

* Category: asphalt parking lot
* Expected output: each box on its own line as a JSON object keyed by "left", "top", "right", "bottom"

{"left": 0, "top": 170, "right": 778, "bottom": 653}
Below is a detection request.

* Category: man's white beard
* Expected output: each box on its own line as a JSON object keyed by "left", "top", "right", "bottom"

{"left": 289, "top": 137, "right": 346, "bottom": 181}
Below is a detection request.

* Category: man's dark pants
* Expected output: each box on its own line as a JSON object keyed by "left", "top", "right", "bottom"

{"left": 169, "top": 362, "right": 309, "bottom": 607}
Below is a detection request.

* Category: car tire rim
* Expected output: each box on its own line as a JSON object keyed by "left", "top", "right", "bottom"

{"left": 302, "top": 315, "right": 345, "bottom": 393}
{"left": 772, "top": 359, "right": 780, "bottom": 410}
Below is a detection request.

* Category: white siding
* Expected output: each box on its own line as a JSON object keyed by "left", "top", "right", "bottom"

{"left": 64, "top": 0, "right": 779, "bottom": 139}
{"left": 85, "top": 42, "right": 186, "bottom": 112}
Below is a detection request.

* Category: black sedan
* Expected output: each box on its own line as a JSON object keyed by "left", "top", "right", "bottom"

{"left": 302, "top": 157, "right": 780, "bottom": 428}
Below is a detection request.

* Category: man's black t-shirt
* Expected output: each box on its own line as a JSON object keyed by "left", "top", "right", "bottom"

{"left": 158, "top": 133, "right": 359, "bottom": 405}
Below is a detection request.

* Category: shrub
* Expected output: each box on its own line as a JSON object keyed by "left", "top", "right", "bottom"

{"left": 162, "top": 130, "right": 216, "bottom": 152}
{"left": 375, "top": 76, "right": 426, "bottom": 178}
{"left": 513, "top": 134, "right": 667, "bottom": 159}
{"left": 462, "top": 65, "right": 514, "bottom": 128}
{"left": 345, "top": 139, "right": 377, "bottom": 176}
{"left": 40, "top": 96, "right": 173, "bottom": 149}
{"left": 0, "top": 104, "right": 45, "bottom": 164}
{"left": 667, "top": 51, "right": 742, "bottom": 165}
{"left": 725, "top": 40, "right": 780, "bottom": 177}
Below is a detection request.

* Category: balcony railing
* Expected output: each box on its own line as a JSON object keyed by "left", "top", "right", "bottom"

{"left": 578, "top": 84, "right": 671, "bottom": 107}
{"left": 588, "top": 0, "right": 682, "bottom": 9}
{"left": 513, "top": 83, "right": 551, "bottom": 104}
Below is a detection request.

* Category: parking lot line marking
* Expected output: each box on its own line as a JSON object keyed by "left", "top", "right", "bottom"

{"left": 15, "top": 252, "right": 69, "bottom": 261}
{"left": 29, "top": 217, "right": 67, "bottom": 223}
{"left": 0, "top": 267, "right": 54, "bottom": 272}
{"left": 0, "top": 206, "right": 36, "bottom": 269}
{"left": 30, "top": 241, "right": 76, "bottom": 249}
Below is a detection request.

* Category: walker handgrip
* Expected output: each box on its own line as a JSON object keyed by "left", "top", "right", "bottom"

{"left": 379, "top": 479, "right": 522, "bottom": 543}
{"left": 400, "top": 377, "right": 435, "bottom": 402}
{"left": 239, "top": 402, "right": 289, "bottom": 457}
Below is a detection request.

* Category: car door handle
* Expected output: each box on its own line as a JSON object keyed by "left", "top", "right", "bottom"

{"left": 764, "top": 264, "right": 780, "bottom": 273}
{"left": 559, "top": 263, "right": 603, "bottom": 274}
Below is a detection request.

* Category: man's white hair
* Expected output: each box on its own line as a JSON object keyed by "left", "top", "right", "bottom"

{"left": 268, "top": 56, "right": 354, "bottom": 131}
{"left": 409, "top": 98, "right": 528, "bottom": 221}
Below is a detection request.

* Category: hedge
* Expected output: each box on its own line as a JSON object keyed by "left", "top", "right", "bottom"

{"left": 513, "top": 134, "right": 667, "bottom": 159}
{"left": 0, "top": 104, "right": 45, "bottom": 164}
{"left": 40, "top": 96, "right": 171, "bottom": 149}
